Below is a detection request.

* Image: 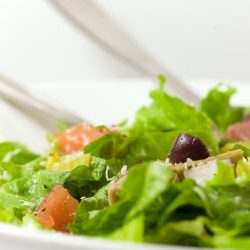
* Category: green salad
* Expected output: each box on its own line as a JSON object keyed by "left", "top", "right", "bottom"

{"left": 1, "top": 77, "right": 250, "bottom": 249}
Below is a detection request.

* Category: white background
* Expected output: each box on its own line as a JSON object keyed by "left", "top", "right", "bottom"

{"left": 1, "top": 0, "right": 250, "bottom": 84}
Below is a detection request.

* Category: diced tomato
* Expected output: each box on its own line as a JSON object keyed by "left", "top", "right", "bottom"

{"left": 35, "top": 185, "right": 79, "bottom": 232}
{"left": 54, "top": 124, "right": 108, "bottom": 155}
{"left": 224, "top": 121, "right": 250, "bottom": 141}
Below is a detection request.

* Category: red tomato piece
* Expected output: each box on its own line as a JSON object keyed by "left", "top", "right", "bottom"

{"left": 224, "top": 121, "right": 250, "bottom": 141}
{"left": 54, "top": 124, "right": 108, "bottom": 155}
{"left": 35, "top": 185, "right": 79, "bottom": 232}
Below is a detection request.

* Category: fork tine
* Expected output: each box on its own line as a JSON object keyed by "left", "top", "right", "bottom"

{"left": 0, "top": 89, "right": 61, "bottom": 131}
{"left": 0, "top": 73, "right": 86, "bottom": 129}
{"left": 50, "top": 0, "right": 200, "bottom": 105}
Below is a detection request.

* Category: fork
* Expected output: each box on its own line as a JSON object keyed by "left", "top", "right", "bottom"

{"left": 0, "top": 0, "right": 200, "bottom": 132}
{"left": 0, "top": 73, "right": 84, "bottom": 131}
{"left": 50, "top": 0, "right": 200, "bottom": 106}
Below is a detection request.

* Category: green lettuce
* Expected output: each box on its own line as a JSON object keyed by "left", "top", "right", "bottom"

{"left": 132, "top": 80, "right": 217, "bottom": 154}
{"left": 84, "top": 131, "right": 179, "bottom": 175}
{"left": 85, "top": 79, "right": 218, "bottom": 175}
{"left": 0, "top": 142, "right": 39, "bottom": 164}
{"left": 70, "top": 162, "right": 173, "bottom": 237}
{"left": 69, "top": 159, "right": 250, "bottom": 248}
{"left": 64, "top": 156, "right": 107, "bottom": 199}
{"left": 0, "top": 157, "right": 46, "bottom": 187}
{"left": 200, "top": 84, "right": 245, "bottom": 132}
{"left": 107, "top": 215, "right": 144, "bottom": 242}
{"left": 0, "top": 142, "right": 42, "bottom": 187}
{"left": 0, "top": 205, "right": 20, "bottom": 224}
{"left": 0, "top": 170, "right": 69, "bottom": 211}
{"left": 2, "top": 80, "right": 250, "bottom": 249}
{"left": 147, "top": 217, "right": 211, "bottom": 247}
{"left": 0, "top": 153, "right": 108, "bottom": 223}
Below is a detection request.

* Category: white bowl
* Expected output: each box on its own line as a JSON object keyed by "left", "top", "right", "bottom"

{"left": 0, "top": 78, "right": 248, "bottom": 249}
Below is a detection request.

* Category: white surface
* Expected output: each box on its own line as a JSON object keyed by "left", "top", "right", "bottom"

{"left": 1, "top": 0, "right": 250, "bottom": 83}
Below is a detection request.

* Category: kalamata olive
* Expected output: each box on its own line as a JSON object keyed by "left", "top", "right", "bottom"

{"left": 168, "top": 133, "right": 210, "bottom": 163}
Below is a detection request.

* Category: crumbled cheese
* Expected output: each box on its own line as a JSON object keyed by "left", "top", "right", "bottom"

{"left": 165, "top": 158, "right": 170, "bottom": 164}
{"left": 120, "top": 165, "right": 127, "bottom": 176}
{"left": 186, "top": 158, "right": 195, "bottom": 169}
{"left": 183, "top": 162, "right": 188, "bottom": 170}
{"left": 184, "top": 160, "right": 217, "bottom": 186}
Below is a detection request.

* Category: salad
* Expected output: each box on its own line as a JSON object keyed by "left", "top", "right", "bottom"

{"left": 1, "top": 77, "right": 250, "bottom": 249}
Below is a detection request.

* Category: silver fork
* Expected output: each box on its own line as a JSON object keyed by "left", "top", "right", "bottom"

{"left": 0, "top": 0, "right": 200, "bottom": 132}
{"left": 50, "top": 0, "right": 200, "bottom": 106}
{"left": 0, "top": 74, "right": 84, "bottom": 131}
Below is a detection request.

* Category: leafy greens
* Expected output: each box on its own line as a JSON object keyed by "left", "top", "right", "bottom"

{"left": 0, "top": 79, "right": 250, "bottom": 249}
{"left": 85, "top": 77, "right": 218, "bottom": 175}
{"left": 200, "top": 84, "right": 245, "bottom": 133}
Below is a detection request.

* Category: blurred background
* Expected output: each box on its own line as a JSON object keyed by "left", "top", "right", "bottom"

{"left": 1, "top": 0, "right": 250, "bottom": 151}
{"left": 1, "top": 0, "right": 250, "bottom": 84}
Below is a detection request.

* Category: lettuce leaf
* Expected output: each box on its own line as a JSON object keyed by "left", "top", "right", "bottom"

{"left": 146, "top": 217, "right": 211, "bottom": 247}
{"left": 64, "top": 156, "right": 107, "bottom": 199}
{"left": 4, "top": 81, "right": 250, "bottom": 248}
{"left": 0, "top": 170, "right": 69, "bottom": 212}
{"left": 0, "top": 205, "right": 20, "bottom": 224}
{"left": 132, "top": 83, "right": 217, "bottom": 154}
{"left": 201, "top": 84, "right": 245, "bottom": 132}
{"left": 69, "top": 159, "right": 250, "bottom": 247}
{"left": 121, "top": 162, "right": 173, "bottom": 221}
{"left": 85, "top": 80, "right": 218, "bottom": 175}
{"left": 0, "top": 142, "right": 39, "bottom": 164}
{"left": 0, "top": 153, "right": 108, "bottom": 224}
{"left": 213, "top": 236, "right": 250, "bottom": 249}
{"left": 107, "top": 215, "right": 144, "bottom": 242}
{"left": 69, "top": 162, "right": 173, "bottom": 237}
{"left": 0, "top": 162, "right": 22, "bottom": 186}
{"left": 84, "top": 131, "right": 179, "bottom": 175}
{"left": 206, "top": 161, "right": 235, "bottom": 186}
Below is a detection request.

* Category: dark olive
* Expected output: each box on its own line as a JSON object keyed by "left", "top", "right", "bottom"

{"left": 168, "top": 133, "right": 210, "bottom": 164}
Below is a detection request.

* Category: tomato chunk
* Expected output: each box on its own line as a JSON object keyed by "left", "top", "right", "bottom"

{"left": 224, "top": 121, "right": 250, "bottom": 141}
{"left": 35, "top": 185, "right": 79, "bottom": 232}
{"left": 54, "top": 124, "right": 108, "bottom": 155}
